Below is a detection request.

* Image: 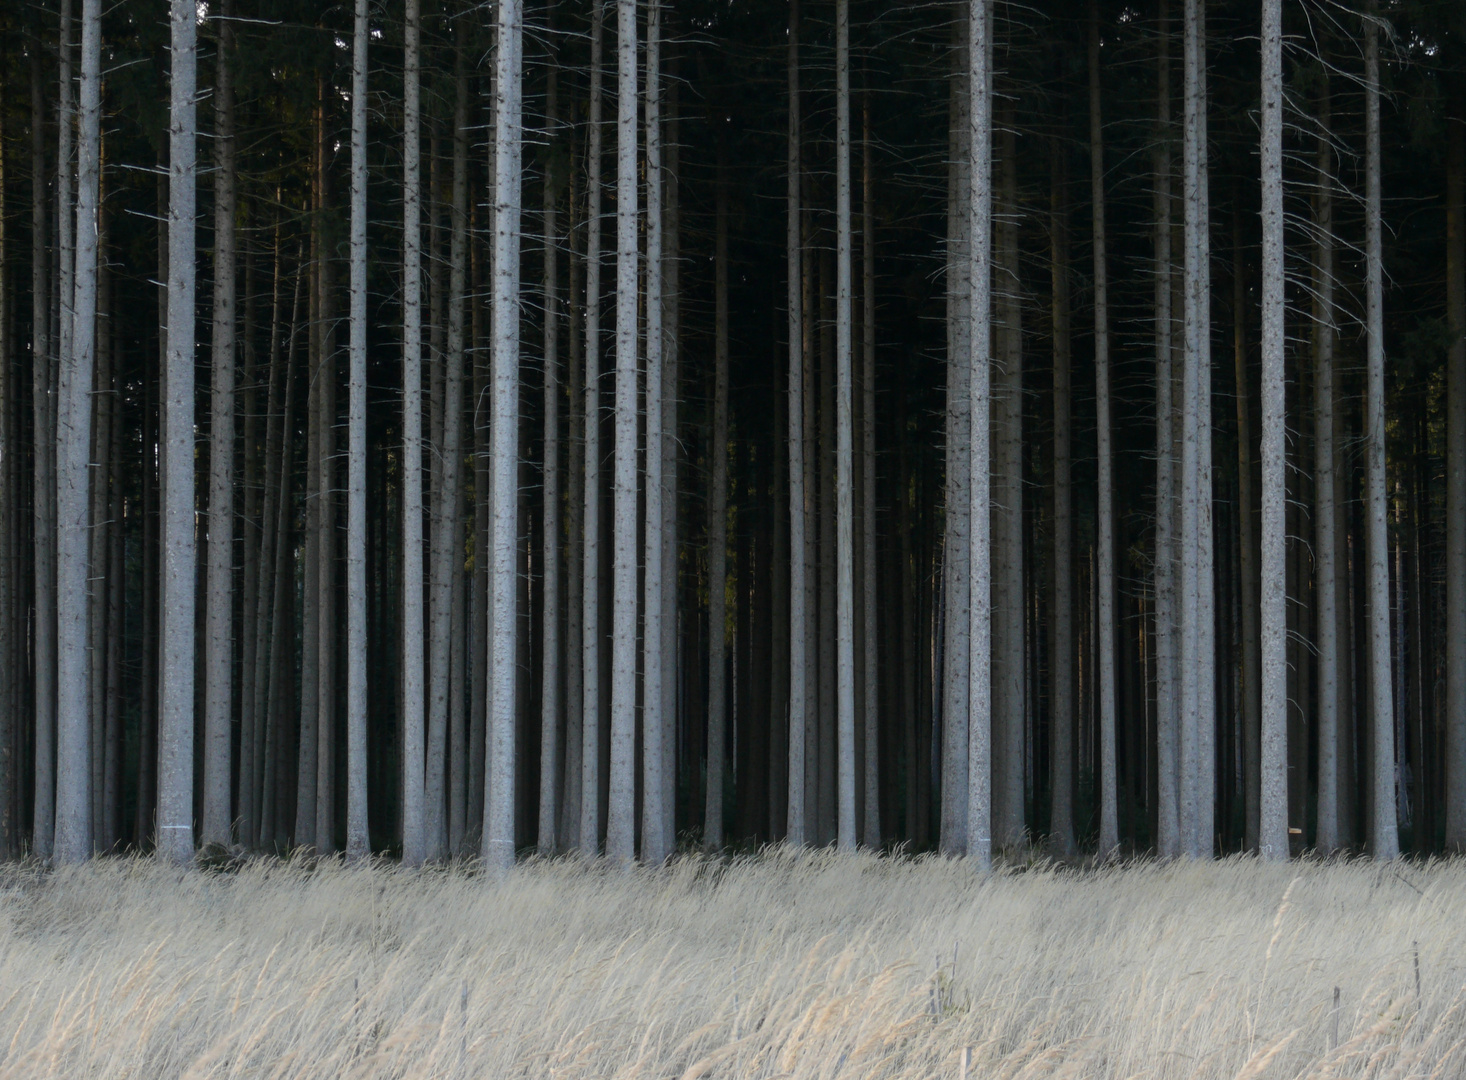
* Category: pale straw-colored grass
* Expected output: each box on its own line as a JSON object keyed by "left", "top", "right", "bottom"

{"left": 1, "top": 850, "right": 1462, "bottom": 1078}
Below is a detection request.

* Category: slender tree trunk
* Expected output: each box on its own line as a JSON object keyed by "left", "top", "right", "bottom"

{"left": 401, "top": 0, "right": 427, "bottom": 867}
{"left": 1180, "top": 0, "right": 1215, "bottom": 859}
{"left": 1446, "top": 79, "right": 1466, "bottom": 853}
{"left": 1313, "top": 66, "right": 1340, "bottom": 854}
{"left": 203, "top": 0, "right": 236, "bottom": 849}
{"left": 315, "top": 92, "right": 338, "bottom": 856}
{"left": 157, "top": 0, "right": 198, "bottom": 863}
{"left": 661, "top": 92, "right": 680, "bottom": 848}
{"left": 580, "top": 3, "right": 604, "bottom": 857}
{"left": 706, "top": 170, "right": 730, "bottom": 853}
{"left": 89, "top": 222, "right": 109, "bottom": 849}
{"left": 484, "top": 0, "right": 523, "bottom": 876}
{"left": 941, "top": 7, "right": 971, "bottom": 856}
{"left": 54, "top": 0, "right": 100, "bottom": 863}
{"left": 641, "top": 0, "right": 668, "bottom": 864}
{"left": 1088, "top": 6, "right": 1117, "bottom": 856}
{"left": 786, "top": 0, "right": 808, "bottom": 849}
{"left": 1050, "top": 134, "right": 1076, "bottom": 857}
{"left": 966, "top": 0, "right": 992, "bottom": 870}
{"left": 563, "top": 134, "right": 583, "bottom": 851}
{"left": 1153, "top": 0, "right": 1179, "bottom": 858}
{"left": 1257, "top": 0, "right": 1288, "bottom": 860}
{"left": 1363, "top": 6, "right": 1397, "bottom": 861}
{"left": 345, "top": 0, "right": 369, "bottom": 859}
{"left": 606, "top": 0, "right": 639, "bottom": 864}
{"left": 0, "top": 62, "right": 10, "bottom": 858}
{"left": 539, "top": 58, "right": 563, "bottom": 857}
{"left": 834, "top": 0, "right": 856, "bottom": 852}
{"left": 30, "top": 36, "right": 55, "bottom": 862}
{"left": 861, "top": 91, "right": 879, "bottom": 849}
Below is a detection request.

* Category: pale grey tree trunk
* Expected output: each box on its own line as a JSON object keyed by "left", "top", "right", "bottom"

{"left": 401, "top": 0, "right": 427, "bottom": 868}
{"left": 834, "top": 0, "right": 856, "bottom": 853}
{"left": 1088, "top": 3, "right": 1117, "bottom": 857}
{"left": 861, "top": 92, "right": 879, "bottom": 849}
{"left": 539, "top": 61, "right": 562, "bottom": 857}
{"left": 30, "top": 25, "right": 55, "bottom": 863}
{"left": 314, "top": 111, "right": 337, "bottom": 855}
{"left": 1153, "top": 0, "right": 1179, "bottom": 859}
{"left": 484, "top": 0, "right": 522, "bottom": 877}
{"left": 580, "top": 3, "right": 604, "bottom": 857}
{"left": 202, "top": 0, "right": 236, "bottom": 850}
{"left": 1363, "top": 7, "right": 1398, "bottom": 861}
{"left": 606, "top": 0, "right": 639, "bottom": 864}
{"left": 158, "top": 0, "right": 198, "bottom": 863}
{"left": 941, "top": 9, "right": 971, "bottom": 855}
{"left": 1446, "top": 82, "right": 1465, "bottom": 853}
{"left": 1050, "top": 135, "right": 1075, "bottom": 858}
{"left": 706, "top": 173, "right": 729, "bottom": 853}
{"left": 641, "top": 0, "right": 668, "bottom": 864}
{"left": 965, "top": 0, "right": 992, "bottom": 871}
{"left": 1180, "top": 0, "right": 1215, "bottom": 859}
{"left": 55, "top": 0, "right": 101, "bottom": 864}
{"left": 786, "top": 0, "right": 808, "bottom": 849}
{"left": 563, "top": 145, "right": 583, "bottom": 852}
{"left": 1257, "top": 0, "right": 1288, "bottom": 861}
{"left": 345, "top": 0, "right": 369, "bottom": 860}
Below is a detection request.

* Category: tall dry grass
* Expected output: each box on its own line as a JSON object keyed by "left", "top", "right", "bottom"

{"left": 0, "top": 850, "right": 1462, "bottom": 1078}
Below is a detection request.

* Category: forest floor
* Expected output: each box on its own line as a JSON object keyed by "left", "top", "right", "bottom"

{"left": 0, "top": 850, "right": 1459, "bottom": 1078}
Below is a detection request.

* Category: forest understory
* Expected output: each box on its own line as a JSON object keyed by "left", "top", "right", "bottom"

{"left": 0, "top": 851, "right": 1461, "bottom": 1078}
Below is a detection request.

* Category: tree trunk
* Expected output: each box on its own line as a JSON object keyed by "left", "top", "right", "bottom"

{"left": 539, "top": 57, "right": 563, "bottom": 857}
{"left": 202, "top": 0, "right": 236, "bottom": 849}
{"left": 29, "top": 35, "right": 55, "bottom": 862}
{"left": 580, "top": 2, "right": 604, "bottom": 857}
{"left": 706, "top": 169, "right": 730, "bottom": 853}
{"left": 485, "top": 0, "right": 522, "bottom": 876}
{"left": 314, "top": 86, "right": 338, "bottom": 856}
{"left": 1180, "top": 0, "right": 1215, "bottom": 859}
{"left": 941, "top": 11, "right": 972, "bottom": 858}
{"left": 1088, "top": 5, "right": 1117, "bottom": 857}
{"left": 786, "top": 0, "right": 808, "bottom": 850}
{"left": 345, "top": 0, "right": 370, "bottom": 859}
{"left": 966, "top": 0, "right": 992, "bottom": 870}
{"left": 641, "top": 0, "right": 668, "bottom": 864}
{"left": 1153, "top": 0, "right": 1179, "bottom": 859}
{"left": 1363, "top": 6, "right": 1398, "bottom": 861}
{"left": 1051, "top": 133, "right": 1076, "bottom": 857}
{"left": 1446, "top": 76, "right": 1466, "bottom": 852}
{"left": 662, "top": 90, "right": 681, "bottom": 848}
{"left": 834, "top": 0, "right": 856, "bottom": 852}
{"left": 157, "top": 0, "right": 198, "bottom": 864}
{"left": 861, "top": 90, "right": 880, "bottom": 849}
{"left": 1257, "top": 0, "right": 1288, "bottom": 860}
{"left": 54, "top": 0, "right": 100, "bottom": 863}
{"left": 606, "top": 0, "right": 639, "bottom": 864}
{"left": 401, "top": 0, "right": 427, "bottom": 867}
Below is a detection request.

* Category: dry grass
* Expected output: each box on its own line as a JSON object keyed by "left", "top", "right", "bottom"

{"left": 0, "top": 850, "right": 1462, "bottom": 1078}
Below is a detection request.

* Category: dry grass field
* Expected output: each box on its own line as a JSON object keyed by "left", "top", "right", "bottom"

{"left": 0, "top": 850, "right": 1461, "bottom": 1078}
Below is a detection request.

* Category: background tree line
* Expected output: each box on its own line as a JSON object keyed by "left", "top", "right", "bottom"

{"left": 0, "top": 0, "right": 1461, "bottom": 865}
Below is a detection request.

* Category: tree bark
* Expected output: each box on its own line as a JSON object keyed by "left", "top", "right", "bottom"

{"left": 485, "top": 0, "right": 522, "bottom": 876}
{"left": 786, "top": 0, "right": 808, "bottom": 851}
{"left": 1257, "top": 0, "right": 1288, "bottom": 860}
{"left": 1051, "top": 133, "right": 1076, "bottom": 857}
{"left": 835, "top": 0, "right": 856, "bottom": 853}
{"left": 1446, "top": 77, "right": 1466, "bottom": 853}
{"left": 606, "top": 0, "right": 639, "bottom": 864}
{"left": 1088, "top": 5, "right": 1117, "bottom": 857}
{"left": 55, "top": 0, "right": 101, "bottom": 863}
{"left": 401, "top": 0, "right": 427, "bottom": 867}
{"left": 1363, "top": 5, "right": 1398, "bottom": 860}
{"left": 203, "top": 0, "right": 236, "bottom": 849}
{"left": 706, "top": 169, "right": 730, "bottom": 853}
{"left": 539, "top": 58, "right": 563, "bottom": 857}
{"left": 158, "top": 0, "right": 198, "bottom": 863}
{"left": 966, "top": 0, "right": 992, "bottom": 870}
{"left": 861, "top": 90, "right": 880, "bottom": 849}
{"left": 580, "top": 2, "right": 604, "bottom": 857}
{"left": 641, "top": 0, "right": 669, "bottom": 864}
{"left": 345, "top": 0, "right": 370, "bottom": 859}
